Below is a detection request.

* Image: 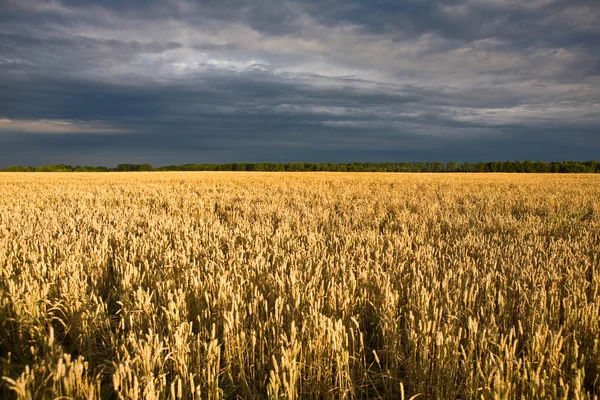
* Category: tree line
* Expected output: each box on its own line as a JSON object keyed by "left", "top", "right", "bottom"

{"left": 2, "top": 160, "right": 599, "bottom": 173}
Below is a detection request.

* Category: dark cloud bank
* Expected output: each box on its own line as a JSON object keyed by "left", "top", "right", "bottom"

{"left": 0, "top": 0, "right": 599, "bottom": 166}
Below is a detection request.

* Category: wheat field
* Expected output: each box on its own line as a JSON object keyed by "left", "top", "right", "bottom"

{"left": 0, "top": 172, "right": 598, "bottom": 399}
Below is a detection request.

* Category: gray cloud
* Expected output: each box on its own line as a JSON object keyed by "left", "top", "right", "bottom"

{"left": 0, "top": 0, "right": 598, "bottom": 166}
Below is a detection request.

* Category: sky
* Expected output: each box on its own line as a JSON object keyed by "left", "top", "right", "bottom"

{"left": 0, "top": 0, "right": 599, "bottom": 166}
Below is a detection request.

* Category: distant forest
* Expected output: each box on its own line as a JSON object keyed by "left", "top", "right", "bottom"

{"left": 2, "top": 160, "right": 600, "bottom": 173}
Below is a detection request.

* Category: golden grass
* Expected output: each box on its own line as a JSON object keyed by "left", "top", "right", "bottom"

{"left": 0, "top": 172, "right": 599, "bottom": 399}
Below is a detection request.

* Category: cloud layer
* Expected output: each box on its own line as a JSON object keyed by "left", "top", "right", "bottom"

{"left": 1, "top": 0, "right": 598, "bottom": 165}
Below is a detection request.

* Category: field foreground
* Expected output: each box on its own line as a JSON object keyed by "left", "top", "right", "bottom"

{"left": 0, "top": 172, "right": 599, "bottom": 399}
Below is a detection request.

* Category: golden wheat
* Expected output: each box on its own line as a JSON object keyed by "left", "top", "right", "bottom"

{"left": 0, "top": 172, "right": 598, "bottom": 399}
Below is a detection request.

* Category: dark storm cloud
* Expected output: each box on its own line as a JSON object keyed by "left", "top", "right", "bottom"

{"left": 0, "top": 0, "right": 598, "bottom": 166}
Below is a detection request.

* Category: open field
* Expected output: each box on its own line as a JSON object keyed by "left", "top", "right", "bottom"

{"left": 0, "top": 172, "right": 599, "bottom": 399}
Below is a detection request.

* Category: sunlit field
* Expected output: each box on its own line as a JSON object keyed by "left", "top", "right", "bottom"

{"left": 1, "top": 172, "right": 599, "bottom": 399}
